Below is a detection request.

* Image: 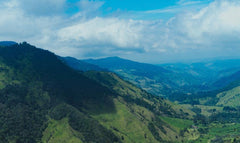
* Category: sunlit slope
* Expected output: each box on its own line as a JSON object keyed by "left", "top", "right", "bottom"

{"left": 84, "top": 71, "right": 197, "bottom": 142}
{"left": 217, "top": 86, "right": 240, "bottom": 107}
{"left": 0, "top": 42, "right": 196, "bottom": 142}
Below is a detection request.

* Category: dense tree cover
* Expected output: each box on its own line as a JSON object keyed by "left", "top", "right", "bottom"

{"left": 2, "top": 42, "right": 239, "bottom": 142}
{"left": 0, "top": 84, "right": 48, "bottom": 143}
{"left": 50, "top": 104, "right": 120, "bottom": 143}
{"left": 0, "top": 43, "right": 120, "bottom": 142}
{"left": 0, "top": 42, "right": 191, "bottom": 143}
{"left": 147, "top": 123, "right": 163, "bottom": 142}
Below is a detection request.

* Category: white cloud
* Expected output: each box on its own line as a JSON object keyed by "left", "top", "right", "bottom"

{"left": 58, "top": 17, "right": 144, "bottom": 48}
{"left": 167, "top": 0, "right": 240, "bottom": 48}
{"left": 0, "top": 0, "right": 240, "bottom": 62}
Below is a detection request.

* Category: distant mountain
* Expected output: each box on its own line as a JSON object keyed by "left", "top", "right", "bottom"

{"left": 82, "top": 58, "right": 218, "bottom": 97}
{"left": 84, "top": 56, "right": 170, "bottom": 78}
{"left": 213, "top": 70, "right": 240, "bottom": 89}
{"left": 84, "top": 57, "right": 186, "bottom": 97}
{"left": 209, "top": 70, "right": 240, "bottom": 107}
{"left": 83, "top": 57, "right": 240, "bottom": 100}
{"left": 0, "top": 42, "right": 197, "bottom": 142}
{"left": 163, "top": 60, "right": 240, "bottom": 87}
{"left": 61, "top": 56, "right": 106, "bottom": 72}
{"left": 0, "top": 41, "right": 17, "bottom": 46}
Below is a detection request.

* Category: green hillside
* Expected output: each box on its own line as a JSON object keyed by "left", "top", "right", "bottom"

{"left": 66, "top": 54, "right": 240, "bottom": 142}
{"left": 2, "top": 42, "right": 240, "bottom": 143}
{"left": 0, "top": 43, "right": 198, "bottom": 143}
{"left": 84, "top": 71, "right": 198, "bottom": 142}
{"left": 0, "top": 42, "right": 119, "bottom": 143}
{"left": 217, "top": 86, "right": 240, "bottom": 107}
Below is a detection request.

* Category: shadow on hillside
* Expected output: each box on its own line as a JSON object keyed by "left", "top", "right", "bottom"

{"left": 0, "top": 42, "right": 117, "bottom": 115}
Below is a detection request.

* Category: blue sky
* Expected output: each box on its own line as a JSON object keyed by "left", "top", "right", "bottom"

{"left": 65, "top": 0, "right": 212, "bottom": 20}
{"left": 0, "top": 0, "right": 240, "bottom": 63}
{"left": 101, "top": 0, "right": 179, "bottom": 11}
{"left": 67, "top": 0, "right": 180, "bottom": 12}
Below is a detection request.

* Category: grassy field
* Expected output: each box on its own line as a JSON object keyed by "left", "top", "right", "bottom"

{"left": 179, "top": 104, "right": 223, "bottom": 117}
{"left": 193, "top": 123, "right": 240, "bottom": 143}
{"left": 41, "top": 118, "right": 83, "bottom": 143}
{"left": 160, "top": 116, "right": 193, "bottom": 133}
{"left": 217, "top": 86, "right": 240, "bottom": 107}
{"left": 92, "top": 98, "right": 159, "bottom": 143}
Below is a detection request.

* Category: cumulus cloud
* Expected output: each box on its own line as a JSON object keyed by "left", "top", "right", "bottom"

{"left": 58, "top": 17, "right": 144, "bottom": 48}
{"left": 166, "top": 0, "right": 240, "bottom": 49}
{"left": 0, "top": 0, "right": 240, "bottom": 62}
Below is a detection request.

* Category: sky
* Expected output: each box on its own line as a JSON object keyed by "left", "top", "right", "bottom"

{"left": 0, "top": 0, "right": 240, "bottom": 63}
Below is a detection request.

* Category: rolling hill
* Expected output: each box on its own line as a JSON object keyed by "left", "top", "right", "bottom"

{"left": 65, "top": 55, "right": 240, "bottom": 142}
{"left": 0, "top": 42, "right": 199, "bottom": 143}
{"left": 81, "top": 57, "right": 240, "bottom": 102}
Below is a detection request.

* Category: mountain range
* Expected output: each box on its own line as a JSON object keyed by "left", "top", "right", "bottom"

{"left": 0, "top": 42, "right": 199, "bottom": 143}
{"left": 65, "top": 56, "right": 240, "bottom": 101}
{"left": 1, "top": 42, "right": 240, "bottom": 142}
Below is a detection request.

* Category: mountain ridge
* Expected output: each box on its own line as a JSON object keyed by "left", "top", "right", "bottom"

{"left": 0, "top": 42, "right": 197, "bottom": 143}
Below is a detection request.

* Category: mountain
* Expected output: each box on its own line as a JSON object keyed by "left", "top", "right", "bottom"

{"left": 0, "top": 42, "right": 119, "bottom": 143}
{"left": 66, "top": 56, "right": 240, "bottom": 142}
{"left": 83, "top": 57, "right": 191, "bottom": 97}
{"left": 0, "top": 42, "right": 198, "bottom": 143}
{"left": 84, "top": 57, "right": 169, "bottom": 75}
{"left": 0, "top": 41, "right": 17, "bottom": 46}
{"left": 216, "top": 86, "right": 240, "bottom": 107}
{"left": 209, "top": 70, "right": 240, "bottom": 107}
{"left": 61, "top": 56, "right": 106, "bottom": 72}
{"left": 83, "top": 57, "right": 240, "bottom": 101}
{"left": 213, "top": 70, "right": 240, "bottom": 89}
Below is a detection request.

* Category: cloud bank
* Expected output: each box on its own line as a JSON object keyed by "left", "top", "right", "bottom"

{"left": 0, "top": 0, "right": 240, "bottom": 63}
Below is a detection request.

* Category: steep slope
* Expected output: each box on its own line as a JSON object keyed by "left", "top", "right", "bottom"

{"left": 64, "top": 59, "right": 198, "bottom": 142}
{"left": 188, "top": 71, "right": 240, "bottom": 107}
{"left": 0, "top": 42, "right": 119, "bottom": 143}
{"left": 83, "top": 71, "right": 198, "bottom": 142}
{"left": 0, "top": 42, "right": 197, "bottom": 143}
{"left": 216, "top": 86, "right": 240, "bottom": 107}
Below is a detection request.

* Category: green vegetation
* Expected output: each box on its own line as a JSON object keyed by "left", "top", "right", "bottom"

{"left": 70, "top": 55, "right": 240, "bottom": 142}
{"left": 217, "top": 86, "right": 240, "bottom": 107}
{"left": 42, "top": 118, "right": 83, "bottom": 143}
{"left": 1, "top": 42, "right": 240, "bottom": 142}
{"left": 194, "top": 123, "right": 240, "bottom": 142}
{"left": 0, "top": 42, "right": 198, "bottom": 143}
{"left": 93, "top": 99, "right": 158, "bottom": 143}
{"left": 0, "top": 43, "right": 119, "bottom": 143}
{"left": 160, "top": 116, "right": 193, "bottom": 132}
{"left": 83, "top": 57, "right": 240, "bottom": 101}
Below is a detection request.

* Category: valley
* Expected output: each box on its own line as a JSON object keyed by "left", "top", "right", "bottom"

{"left": 64, "top": 55, "right": 240, "bottom": 142}
{"left": 0, "top": 42, "right": 240, "bottom": 142}
{"left": 1, "top": 0, "right": 240, "bottom": 142}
